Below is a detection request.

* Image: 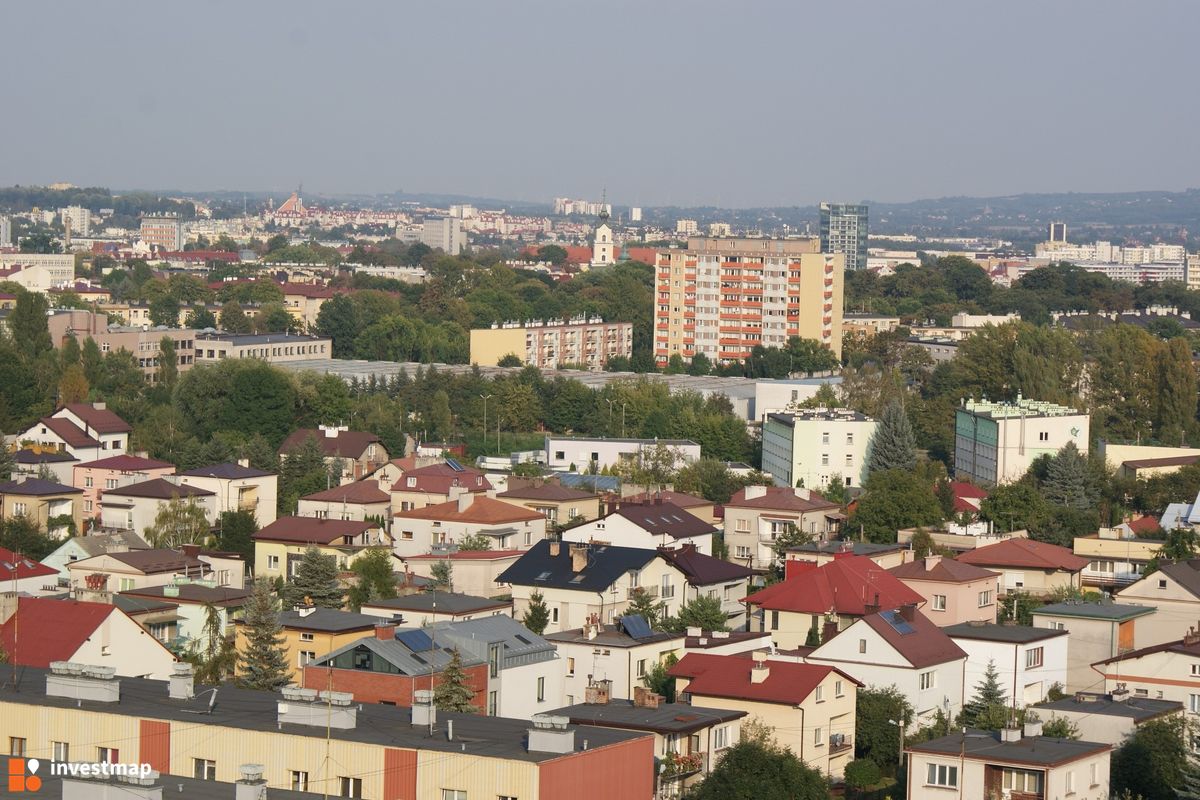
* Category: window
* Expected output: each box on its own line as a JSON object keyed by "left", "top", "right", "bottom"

{"left": 299, "top": 651, "right": 316, "bottom": 666}
{"left": 340, "top": 777, "right": 364, "bottom": 798}
{"left": 858, "top": 639, "right": 867, "bottom": 654}
{"left": 488, "top": 691, "right": 498, "bottom": 716}
{"left": 1025, "top": 647, "right": 1044, "bottom": 669}
{"left": 300, "top": 632, "right": 315, "bottom": 642}
{"left": 835, "top": 680, "right": 844, "bottom": 697}
{"left": 661, "top": 574, "right": 674, "bottom": 598}
{"left": 813, "top": 726, "right": 823, "bottom": 746}
{"left": 194, "top": 759, "right": 216, "bottom": 781}
{"left": 554, "top": 451, "right": 565, "bottom": 460}
{"left": 1049, "top": 621, "right": 1065, "bottom": 630}
{"left": 567, "top": 657, "right": 575, "bottom": 676}
{"left": 1067, "top": 769, "right": 1076, "bottom": 793}
{"left": 822, "top": 432, "right": 829, "bottom": 445}
{"left": 551, "top": 608, "right": 559, "bottom": 623}
{"left": 9, "top": 737, "right": 26, "bottom": 756}
{"left": 926, "top": 764, "right": 957, "bottom": 787}
{"left": 736, "top": 546, "right": 752, "bottom": 559}
{"left": 12, "top": 502, "right": 26, "bottom": 516}
{"left": 1135, "top": 688, "right": 1148, "bottom": 697}
{"left": 537, "top": 676, "right": 546, "bottom": 702}
{"left": 119, "top": 578, "right": 135, "bottom": 591}
{"left": 84, "top": 500, "right": 93, "bottom": 512}
{"left": 1189, "top": 694, "right": 1200, "bottom": 713}
{"left": 735, "top": 518, "right": 750, "bottom": 532}
{"left": 1090, "top": 763, "right": 1099, "bottom": 787}
{"left": 104, "top": 478, "right": 117, "bottom": 489}
{"left": 771, "top": 611, "right": 779, "bottom": 630}
{"left": 442, "top": 791, "right": 467, "bottom": 800}
{"left": 84, "top": 477, "right": 94, "bottom": 488}
{"left": 1038, "top": 431, "right": 1049, "bottom": 442}
{"left": 846, "top": 432, "right": 854, "bottom": 445}
{"left": 932, "top": 595, "right": 947, "bottom": 611}
{"left": 919, "top": 671, "right": 936, "bottom": 691}
{"left": 1192, "top": 665, "right": 1200, "bottom": 676}
{"left": 98, "top": 747, "right": 118, "bottom": 763}
{"left": 821, "top": 453, "right": 829, "bottom": 466}
{"left": 53, "top": 741, "right": 69, "bottom": 762}
{"left": 637, "top": 659, "right": 647, "bottom": 676}
{"left": 291, "top": 771, "right": 309, "bottom": 791}
{"left": 714, "top": 725, "right": 729, "bottom": 749}
{"left": 978, "top": 590, "right": 993, "bottom": 607}
{"left": 1160, "top": 579, "right": 1168, "bottom": 589}
{"left": 489, "top": 644, "right": 501, "bottom": 678}
{"left": 267, "top": 555, "right": 280, "bottom": 570}
{"left": 1003, "top": 769, "right": 1043, "bottom": 794}
{"left": 407, "top": 477, "right": 416, "bottom": 488}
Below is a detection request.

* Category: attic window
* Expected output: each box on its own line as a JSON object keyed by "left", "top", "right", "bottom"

{"left": 569, "top": 575, "right": 585, "bottom": 584}
{"left": 536, "top": 571, "right": 552, "bottom": 581}
{"left": 406, "top": 478, "right": 416, "bottom": 488}
{"left": 1160, "top": 579, "right": 1168, "bottom": 589}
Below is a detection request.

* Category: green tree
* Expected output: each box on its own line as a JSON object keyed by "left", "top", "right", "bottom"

{"left": 851, "top": 469, "right": 944, "bottom": 544}
{"left": 58, "top": 363, "right": 89, "bottom": 404}
{"left": 961, "top": 659, "right": 1009, "bottom": 728}
{"left": 867, "top": 400, "right": 917, "bottom": 474}
{"left": 9, "top": 291, "right": 53, "bottom": 358}
{"left": 315, "top": 295, "right": 360, "bottom": 358}
{"left": 193, "top": 602, "right": 237, "bottom": 684}
{"left": 143, "top": 496, "right": 213, "bottom": 548}
{"left": 496, "top": 353, "right": 523, "bottom": 367}
{"left": 215, "top": 510, "right": 257, "bottom": 560}
{"left": 1111, "top": 716, "right": 1193, "bottom": 800}
{"left": 345, "top": 547, "right": 397, "bottom": 611}
{"left": 1040, "top": 716, "right": 1079, "bottom": 739}
{"left": 535, "top": 244, "right": 568, "bottom": 265}
{"left": 673, "top": 458, "right": 743, "bottom": 504}
{"left": 218, "top": 301, "right": 252, "bottom": 333}
{"left": 843, "top": 759, "right": 882, "bottom": 795}
{"left": 687, "top": 352, "right": 713, "bottom": 376}
{"left": 998, "top": 591, "right": 1040, "bottom": 626}
{"left": 237, "top": 577, "right": 289, "bottom": 690}
{"left": 981, "top": 481, "right": 1051, "bottom": 533}
{"left": 148, "top": 294, "right": 180, "bottom": 327}
{"left": 1042, "top": 442, "right": 1096, "bottom": 510}
{"left": 910, "top": 528, "right": 938, "bottom": 559}
{"left": 186, "top": 306, "right": 217, "bottom": 329}
{"left": 255, "top": 303, "right": 294, "bottom": 334}
{"left": 663, "top": 595, "right": 728, "bottom": 633}
{"left": 457, "top": 532, "right": 492, "bottom": 552}
{"left": 854, "top": 686, "right": 912, "bottom": 777}
{"left": 522, "top": 590, "right": 550, "bottom": 635}
{"left": 687, "top": 739, "right": 829, "bottom": 800}
{"left": 157, "top": 336, "right": 179, "bottom": 393}
{"left": 433, "top": 648, "right": 477, "bottom": 712}
{"left": 641, "top": 652, "right": 678, "bottom": 703}
{"left": 626, "top": 587, "right": 662, "bottom": 627}
{"left": 1153, "top": 336, "right": 1197, "bottom": 442}
{"left": 281, "top": 545, "right": 344, "bottom": 609}
{"left": 430, "top": 559, "right": 453, "bottom": 590}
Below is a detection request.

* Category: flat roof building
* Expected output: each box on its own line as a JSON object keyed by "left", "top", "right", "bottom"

{"left": 954, "top": 395, "right": 1090, "bottom": 485}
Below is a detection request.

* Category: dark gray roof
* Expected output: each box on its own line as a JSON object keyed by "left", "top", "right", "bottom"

{"left": 277, "top": 608, "right": 380, "bottom": 632}
{"left": 551, "top": 699, "right": 745, "bottom": 734}
{"left": 122, "top": 584, "right": 252, "bottom": 607}
{"left": 104, "top": 477, "right": 214, "bottom": 499}
{"left": 113, "top": 594, "right": 178, "bottom": 616}
{"left": 68, "top": 531, "right": 151, "bottom": 557}
{"left": 546, "top": 623, "right": 682, "bottom": 650}
{"left": 32, "top": 772, "right": 327, "bottom": 800}
{"left": 789, "top": 541, "right": 904, "bottom": 556}
{"left": 0, "top": 666, "right": 647, "bottom": 764}
{"left": 495, "top": 539, "right": 659, "bottom": 592}
{"left": 13, "top": 449, "right": 76, "bottom": 464}
{"left": 907, "top": 728, "right": 1111, "bottom": 766}
{"left": 944, "top": 622, "right": 1068, "bottom": 644}
{"left": 0, "top": 478, "right": 81, "bottom": 496}
{"left": 363, "top": 591, "right": 510, "bottom": 615}
{"left": 1033, "top": 601, "right": 1156, "bottom": 621}
{"left": 178, "top": 461, "right": 275, "bottom": 479}
{"left": 1033, "top": 693, "right": 1183, "bottom": 722}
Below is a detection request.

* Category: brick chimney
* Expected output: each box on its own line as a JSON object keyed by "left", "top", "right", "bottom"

{"left": 549, "top": 539, "right": 561, "bottom": 557}
{"left": 570, "top": 543, "right": 589, "bottom": 573}
{"left": 585, "top": 679, "right": 611, "bottom": 705}
{"left": 864, "top": 592, "right": 881, "bottom": 614}
{"left": 822, "top": 617, "right": 839, "bottom": 643}
{"left": 375, "top": 623, "right": 396, "bottom": 640}
{"left": 633, "top": 685, "right": 663, "bottom": 708}
{"left": 898, "top": 603, "right": 917, "bottom": 623}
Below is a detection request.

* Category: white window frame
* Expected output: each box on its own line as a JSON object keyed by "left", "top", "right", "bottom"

{"left": 926, "top": 763, "right": 958, "bottom": 787}
{"left": 932, "top": 594, "right": 947, "bottom": 611}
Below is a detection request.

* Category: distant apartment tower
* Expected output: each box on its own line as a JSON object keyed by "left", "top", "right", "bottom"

{"left": 762, "top": 409, "right": 878, "bottom": 489}
{"left": 708, "top": 222, "right": 732, "bottom": 237}
{"left": 1048, "top": 221, "right": 1068, "bottom": 243}
{"left": 470, "top": 317, "right": 633, "bottom": 370}
{"left": 630, "top": 207, "right": 643, "bottom": 222}
{"left": 58, "top": 206, "right": 92, "bottom": 236}
{"left": 139, "top": 213, "right": 184, "bottom": 251}
{"left": 954, "top": 396, "right": 1090, "bottom": 486}
{"left": 675, "top": 219, "right": 699, "bottom": 235}
{"left": 819, "top": 202, "right": 868, "bottom": 271}
{"left": 0, "top": 216, "right": 10, "bottom": 247}
{"left": 421, "top": 216, "right": 465, "bottom": 255}
{"left": 654, "top": 236, "right": 844, "bottom": 366}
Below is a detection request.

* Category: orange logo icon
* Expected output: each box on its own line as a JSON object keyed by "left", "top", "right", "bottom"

{"left": 7, "top": 758, "right": 42, "bottom": 793}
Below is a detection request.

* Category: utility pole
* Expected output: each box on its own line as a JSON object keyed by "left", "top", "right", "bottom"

{"left": 479, "top": 394, "right": 492, "bottom": 455}
{"left": 621, "top": 403, "right": 628, "bottom": 438}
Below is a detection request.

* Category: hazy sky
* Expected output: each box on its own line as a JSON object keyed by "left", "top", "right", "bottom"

{"left": 2, "top": 1, "right": 1197, "bottom": 207}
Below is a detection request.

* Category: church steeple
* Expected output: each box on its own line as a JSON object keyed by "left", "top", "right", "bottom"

{"left": 590, "top": 188, "right": 614, "bottom": 268}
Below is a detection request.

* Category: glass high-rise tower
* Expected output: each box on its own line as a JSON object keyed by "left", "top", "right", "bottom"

{"left": 819, "top": 202, "right": 868, "bottom": 271}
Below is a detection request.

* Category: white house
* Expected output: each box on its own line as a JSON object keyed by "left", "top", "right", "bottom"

{"left": 176, "top": 462, "right": 279, "bottom": 527}
{"left": 945, "top": 622, "right": 1069, "bottom": 706}
{"left": 391, "top": 493, "right": 548, "bottom": 558}
{"left": 546, "top": 617, "right": 685, "bottom": 704}
{"left": 543, "top": 436, "right": 701, "bottom": 473}
{"left": 99, "top": 478, "right": 217, "bottom": 536}
{"left": 15, "top": 402, "right": 131, "bottom": 463}
{"left": 562, "top": 501, "right": 717, "bottom": 556}
{"left": 0, "top": 545, "right": 60, "bottom": 594}
{"left": 1032, "top": 692, "right": 1183, "bottom": 746}
{"left": 761, "top": 408, "right": 877, "bottom": 490}
{"left": 1092, "top": 632, "right": 1200, "bottom": 718}
{"left": 806, "top": 606, "right": 967, "bottom": 728}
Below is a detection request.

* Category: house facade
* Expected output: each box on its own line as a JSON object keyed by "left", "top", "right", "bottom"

{"left": 722, "top": 485, "right": 842, "bottom": 569}
{"left": 392, "top": 494, "right": 548, "bottom": 557}
{"left": 252, "top": 516, "right": 386, "bottom": 579}
{"left": 278, "top": 425, "right": 388, "bottom": 484}
{"left": 547, "top": 619, "right": 685, "bottom": 705}
{"left": 176, "top": 462, "right": 279, "bottom": 527}
{"left": 1030, "top": 601, "right": 1155, "bottom": 692}
{"left": 561, "top": 501, "right": 717, "bottom": 556}
{"left": 0, "top": 478, "right": 83, "bottom": 538}
{"left": 1115, "top": 559, "right": 1200, "bottom": 646}
{"left": 957, "top": 538, "right": 1087, "bottom": 596}
{"left": 890, "top": 555, "right": 1000, "bottom": 626}
{"left": 945, "top": 623, "right": 1069, "bottom": 706}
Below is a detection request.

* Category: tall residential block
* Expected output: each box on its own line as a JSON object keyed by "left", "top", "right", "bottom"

{"left": 139, "top": 213, "right": 184, "bottom": 251}
{"left": 1048, "top": 221, "right": 1068, "bottom": 243}
{"left": 819, "top": 202, "right": 868, "bottom": 271}
{"left": 0, "top": 215, "right": 12, "bottom": 247}
{"left": 653, "top": 236, "right": 843, "bottom": 366}
{"left": 762, "top": 409, "right": 878, "bottom": 489}
{"left": 471, "top": 317, "right": 633, "bottom": 370}
{"left": 420, "top": 216, "right": 465, "bottom": 255}
{"left": 954, "top": 396, "right": 1090, "bottom": 485}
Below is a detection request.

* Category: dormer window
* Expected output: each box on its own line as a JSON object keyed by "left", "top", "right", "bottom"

{"left": 407, "top": 477, "right": 416, "bottom": 488}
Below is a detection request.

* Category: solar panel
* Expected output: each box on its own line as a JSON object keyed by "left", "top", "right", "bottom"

{"left": 396, "top": 629, "right": 434, "bottom": 652}
{"left": 445, "top": 458, "right": 465, "bottom": 472}
{"left": 883, "top": 611, "right": 915, "bottom": 635}
{"left": 620, "top": 614, "right": 653, "bottom": 639}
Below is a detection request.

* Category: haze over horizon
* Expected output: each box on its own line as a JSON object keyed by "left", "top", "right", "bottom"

{"left": 2, "top": 0, "right": 1197, "bottom": 208}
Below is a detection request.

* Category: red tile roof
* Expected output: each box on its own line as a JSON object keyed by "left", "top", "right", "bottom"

{"left": 857, "top": 609, "right": 967, "bottom": 668}
{"left": 252, "top": 516, "right": 374, "bottom": 545}
{"left": 889, "top": 556, "right": 999, "bottom": 584}
{"left": 394, "top": 496, "right": 544, "bottom": 524}
{"left": 279, "top": 429, "right": 382, "bottom": 460}
{"left": 78, "top": 454, "right": 175, "bottom": 471}
{"left": 0, "top": 546, "right": 59, "bottom": 582}
{"left": 1126, "top": 516, "right": 1161, "bottom": 535}
{"left": 280, "top": 283, "right": 336, "bottom": 299}
{"left": 724, "top": 486, "right": 840, "bottom": 513}
{"left": 36, "top": 417, "right": 99, "bottom": 449}
{"left": 302, "top": 481, "right": 391, "bottom": 504}
{"left": 62, "top": 403, "right": 132, "bottom": 434}
{"left": 668, "top": 653, "right": 858, "bottom": 705}
{"left": 958, "top": 539, "right": 1089, "bottom": 571}
{"left": 951, "top": 481, "right": 989, "bottom": 513}
{"left": 0, "top": 597, "right": 117, "bottom": 667}
{"left": 744, "top": 555, "right": 924, "bottom": 614}
{"left": 392, "top": 463, "right": 491, "bottom": 495}
{"left": 622, "top": 490, "right": 711, "bottom": 509}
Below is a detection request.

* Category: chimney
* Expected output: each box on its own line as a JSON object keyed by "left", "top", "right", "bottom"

{"left": 822, "top": 617, "right": 839, "bottom": 643}
{"left": 295, "top": 604, "right": 316, "bottom": 618}
{"left": 0, "top": 592, "right": 18, "bottom": 626}
{"left": 237, "top": 458, "right": 250, "bottom": 468}
{"left": 93, "top": 401, "right": 106, "bottom": 411}
{"left": 570, "top": 543, "right": 589, "bottom": 573}
{"left": 898, "top": 603, "right": 917, "bottom": 623}
{"left": 549, "top": 540, "right": 561, "bottom": 557}
{"left": 785, "top": 559, "right": 818, "bottom": 580}
{"left": 1184, "top": 626, "right": 1200, "bottom": 646}
{"left": 169, "top": 662, "right": 194, "bottom": 700}
{"left": 793, "top": 487, "right": 811, "bottom": 501}
{"left": 1023, "top": 719, "right": 1043, "bottom": 738}
{"left": 751, "top": 660, "right": 770, "bottom": 684}
{"left": 585, "top": 679, "right": 611, "bottom": 705}
{"left": 923, "top": 555, "right": 942, "bottom": 571}
{"left": 743, "top": 485, "right": 767, "bottom": 500}
{"left": 375, "top": 623, "right": 396, "bottom": 641}
{"left": 633, "top": 685, "right": 647, "bottom": 706}
{"left": 412, "top": 688, "right": 436, "bottom": 728}
{"left": 1000, "top": 726, "right": 1021, "bottom": 742}
{"left": 529, "top": 714, "right": 575, "bottom": 754}
{"left": 686, "top": 626, "right": 702, "bottom": 637}
{"left": 456, "top": 492, "right": 475, "bottom": 513}
{"left": 1111, "top": 685, "right": 1130, "bottom": 703}
{"left": 864, "top": 592, "right": 881, "bottom": 614}
{"left": 47, "top": 662, "right": 120, "bottom": 703}
{"left": 235, "top": 764, "right": 267, "bottom": 800}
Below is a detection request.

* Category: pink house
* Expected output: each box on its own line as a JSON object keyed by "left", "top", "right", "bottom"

{"left": 73, "top": 454, "right": 175, "bottom": 527}
{"left": 888, "top": 555, "right": 1000, "bottom": 626}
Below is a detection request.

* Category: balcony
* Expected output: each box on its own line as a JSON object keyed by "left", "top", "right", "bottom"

{"left": 659, "top": 751, "right": 705, "bottom": 781}
{"left": 829, "top": 733, "right": 852, "bottom": 754}
{"left": 628, "top": 585, "right": 659, "bottom": 599}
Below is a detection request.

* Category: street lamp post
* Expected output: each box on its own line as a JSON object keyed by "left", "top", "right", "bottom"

{"left": 479, "top": 394, "right": 493, "bottom": 455}
{"left": 605, "top": 398, "right": 616, "bottom": 435}
{"left": 621, "top": 403, "right": 628, "bottom": 438}
{"left": 888, "top": 717, "right": 905, "bottom": 775}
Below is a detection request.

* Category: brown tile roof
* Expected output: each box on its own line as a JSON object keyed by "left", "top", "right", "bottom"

{"left": 889, "top": 556, "right": 999, "bottom": 583}
{"left": 724, "top": 486, "right": 839, "bottom": 513}
{"left": 394, "top": 496, "right": 544, "bottom": 524}
{"left": 1122, "top": 455, "right": 1200, "bottom": 469}
{"left": 658, "top": 544, "right": 754, "bottom": 586}
{"left": 609, "top": 502, "right": 716, "bottom": 540}
{"left": 301, "top": 481, "right": 390, "bottom": 504}
{"left": 101, "top": 549, "right": 206, "bottom": 574}
{"left": 958, "top": 539, "right": 1088, "bottom": 572}
{"left": 36, "top": 417, "right": 99, "bottom": 449}
{"left": 104, "top": 478, "right": 214, "bottom": 500}
{"left": 252, "top": 516, "right": 374, "bottom": 545}
{"left": 858, "top": 608, "right": 967, "bottom": 668}
{"left": 497, "top": 483, "right": 597, "bottom": 502}
{"left": 669, "top": 653, "right": 859, "bottom": 706}
{"left": 279, "top": 428, "right": 382, "bottom": 460}
{"left": 622, "top": 490, "right": 711, "bottom": 509}
{"left": 404, "top": 549, "right": 524, "bottom": 561}
{"left": 392, "top": 463, "right": 491, "bottom": 495}
{"left": 78, "top": 454, "right": 175, "bottom": 471}
{"left": 62, "top": 403, "right": 132, "bottom": 434}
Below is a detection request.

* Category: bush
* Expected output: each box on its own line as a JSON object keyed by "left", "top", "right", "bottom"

{"left": 844, "top": 759, "right": 882, "bottom": 791}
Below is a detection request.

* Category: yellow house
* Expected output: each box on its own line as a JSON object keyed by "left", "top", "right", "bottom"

{"left": 669, "top": 651, "right": 859, "bottom": 779}
{"left": 251, "top": 516, "right": 388, "bottom": 580}
{"left": 234, "top": 606, "right": 380, "bottom": 682}
{"left": 495, "top": 481, "right": 602, "bottom": 526}
{"left": 0, "top": 477, "right": 84, "bottom": 537}
{"left": 1074, "top": 523, "right": 1166, "bottom": 590}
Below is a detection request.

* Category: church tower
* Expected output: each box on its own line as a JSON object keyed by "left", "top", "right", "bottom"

{"left": 590, "top": 198, "right": 614, "bottom": 268}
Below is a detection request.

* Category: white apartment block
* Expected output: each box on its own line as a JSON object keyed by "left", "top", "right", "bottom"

{"left": 544, "top": 436, "right": 701, "bottom": 473}
{"left": 761, "top": 409, "right": 877, "bottom": 489}
{"left": 954, "top": 396, "right": 1090, "bottom": 485}
{"left": 58, "top": 206, "right": 92, "bottom": 236}
{"left": 0, "top": 253, "right": 76, "bottom": 293}
{"left": 0, "top": 216, "right": 11, "bottom": 247}
{"left": 420, "top": 216, "right": 465, "bottom": 255}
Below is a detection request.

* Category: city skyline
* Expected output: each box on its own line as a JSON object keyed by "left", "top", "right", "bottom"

{"left": 1, "top": 1, "right": 1197, "bottom": 207}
